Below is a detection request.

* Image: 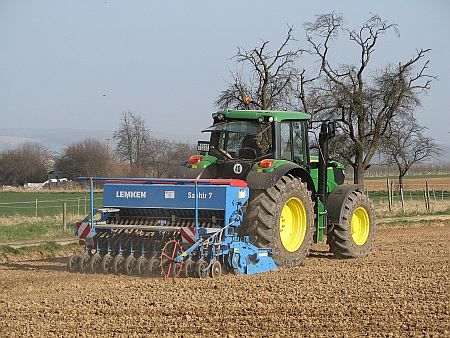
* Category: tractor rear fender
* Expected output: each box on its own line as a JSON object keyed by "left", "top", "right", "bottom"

{"left": 326, "top": 184, "right": 363, "bottom": 225}
{"left": 246, "top": 163, "right": 316, "bottom": 195}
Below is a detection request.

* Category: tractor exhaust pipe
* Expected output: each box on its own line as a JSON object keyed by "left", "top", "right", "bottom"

{"left": 318, "top": 121, "right": 330, "bottom": 205}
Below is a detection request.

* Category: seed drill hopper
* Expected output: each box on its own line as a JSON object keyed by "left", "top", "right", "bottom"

{"left": 68, "top": 177, "right": 276, "bottom": 278}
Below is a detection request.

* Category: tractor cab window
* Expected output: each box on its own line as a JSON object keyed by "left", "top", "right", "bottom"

{"left": 203, "top": 121, "right": 273, "bottom": 160}
{"left": 292, "top": 122, "right": 304, "bottom": 164}
{"left": 280, "top": 121, "right": 306, "bottom": 165}
{"left": 280, "top": 122, "right": 291, "bottom": 160}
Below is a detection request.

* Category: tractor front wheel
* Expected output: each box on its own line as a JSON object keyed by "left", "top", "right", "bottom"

{"left": 242, "top": 175, "right": 315, "bottom": 267}
{"left": 329, "top": 190, "right": 375, "bottom": 258}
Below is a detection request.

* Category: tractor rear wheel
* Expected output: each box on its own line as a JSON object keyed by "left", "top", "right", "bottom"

{"left": 242, "top": 175, "right": 314, "bottom": 267}
{"left": 329, "top": 190, "right": 375, "bottom": 258}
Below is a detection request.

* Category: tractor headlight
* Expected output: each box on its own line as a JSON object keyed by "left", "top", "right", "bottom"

{"left": 258, "top": 116, "right": 265, "bottom": 123}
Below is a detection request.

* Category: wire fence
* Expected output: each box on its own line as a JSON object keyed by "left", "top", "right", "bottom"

{"left": 364, "top": 181, "right": 450, "bottom": 217}
{"left": 0, "top": 181, "right": 448, "bottom": 221}
{"left": 0, "top": 195, "right": 103, "bottom": 217}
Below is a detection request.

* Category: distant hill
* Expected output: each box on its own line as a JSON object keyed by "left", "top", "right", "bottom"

{"left": 0, "top": 128, "right": 114, "bottom": 153}
{"left": 0, "top": 128, "right": 200, "bottom": 153}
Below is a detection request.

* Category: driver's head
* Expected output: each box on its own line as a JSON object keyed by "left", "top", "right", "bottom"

{"left": 241, "top": 134, "right": 259, "bottom": 149}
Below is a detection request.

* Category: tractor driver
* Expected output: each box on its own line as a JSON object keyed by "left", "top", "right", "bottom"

{"left": 239, "top": 125, "right": 272, "bottom": 159}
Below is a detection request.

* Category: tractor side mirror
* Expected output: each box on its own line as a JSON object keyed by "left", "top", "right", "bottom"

{"left": 197, "top": 141, "right": 210, "bottom": 154}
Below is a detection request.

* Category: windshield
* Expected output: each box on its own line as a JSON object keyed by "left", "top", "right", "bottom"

{"left": 203, "top": 121, "right": 273, "bottom": 160}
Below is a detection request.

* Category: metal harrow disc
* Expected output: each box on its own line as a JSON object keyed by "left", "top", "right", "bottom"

{"left": 182, "top": 258, "right": 195, "bottom": 278}
{"left": 135, "top": 257, "right": 148, "bottom": 275}
{"left": 67, "top": 255, "right": 79, "bottom": 272}
{"left": 160, "top": 240, "right": 184, "bottom": 278}
{"left": 211, "top": 260, "right": 222, "bottom": 278}
{"left": 147, "top": 257, "right": 160, "bottom": 276}
{"left": 112, "top": 255, "right": 125, "bottom": 275}
{"left": 100, "top": 254, "right": 113, "bottom": 274}
{"left": 79, "top": 252, "right": 91, "bottom": 273}
{"left": 89, "top": 254, "right": 102, "bottom": 273}
{"left": 196, "top": 258, "right": 209, "bottom": 278}
{"left": 124, "top": 255, "right": 136, "bottom": 275}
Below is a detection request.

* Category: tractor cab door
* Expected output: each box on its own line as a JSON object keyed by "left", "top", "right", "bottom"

{"left": 280, "top": 121, "right": 308, "bottom": 168}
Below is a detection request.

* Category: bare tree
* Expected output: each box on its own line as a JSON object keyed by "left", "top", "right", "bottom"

{"left": 216, "top": 27, "right": 302, "bottom": 110}
{"left": 302, "top": 13, "right": 434, "bottom": 186}
{"left": 55, "top": 139, "right": 115, "bottom": 179}
{"left": 381, "top": 115, "right": 440, "bottom": 190}
{"left": 0, "top": 142, "right": 52, "bottom": 185}
{"left": 113, "top": 111, "right": 150, "bottom": 167}
{"left": 145, "top": 138, "right": 195, "bottom": 177}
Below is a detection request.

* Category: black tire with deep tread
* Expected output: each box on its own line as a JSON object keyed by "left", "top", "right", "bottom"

{"left": 241, "top": 175, "right": 315, "bottom": 267}
{"left": 329, "top": 190, "right": 375, "bottom": 258}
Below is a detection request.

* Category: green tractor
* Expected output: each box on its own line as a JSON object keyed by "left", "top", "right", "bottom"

{"left": 171, "top": 110, "right": 375, "bottom": 267}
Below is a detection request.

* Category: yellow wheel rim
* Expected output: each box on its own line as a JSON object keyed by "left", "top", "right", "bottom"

{"left": 279, "top": 197, "right": 307, "bottom": 252}
{"left": 351, "top": 207, "right": 370, "bottom": 246}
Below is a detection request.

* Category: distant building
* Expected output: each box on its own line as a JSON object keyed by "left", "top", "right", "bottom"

{"left": 47, "top": 170, "right": 66, "bottom": 180}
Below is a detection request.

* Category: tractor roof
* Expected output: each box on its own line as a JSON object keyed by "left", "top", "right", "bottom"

{"left": 218, "top": 110, "right": 311, "bottom": 122}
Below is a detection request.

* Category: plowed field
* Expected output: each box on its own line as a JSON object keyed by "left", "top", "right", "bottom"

{"left": 0, "top": 222, "right": 448, "bottom": 337}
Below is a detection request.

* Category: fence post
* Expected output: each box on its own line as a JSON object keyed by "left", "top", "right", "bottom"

{"left": 391, "top": 180, "right": 394, "bottom": 200}
{"left": 77, "top": 197, "right": 80, "bottom": 215}
{"left": 425, "top": 181, "right": 430, "bottom": 212}
{"left": 84, "top": 196, "right": 87, "bottom": 215}
{"left": 387, "top": 179, "right": 392, "bottom": 213}
{"left": 63, "top": 202, "right": 67, "bottom": 231}
{"left": 35, "top": 198, "right": 38, "bottom": 218}
{"left": 400, "top": 187, "right": 405, "bottom": 214}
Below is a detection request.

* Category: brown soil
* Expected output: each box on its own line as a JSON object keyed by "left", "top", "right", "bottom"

{"left": 0, "top": 222, "right": 448, "bottom": 337}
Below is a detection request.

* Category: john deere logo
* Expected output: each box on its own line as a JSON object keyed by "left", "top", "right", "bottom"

{"left": 233, "top": 163, "right": 243, "bottom": 174}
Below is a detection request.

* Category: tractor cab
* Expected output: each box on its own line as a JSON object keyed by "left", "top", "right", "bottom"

{"left": 203, "top": 120, "right": 273, "bottom": 161}
{"left": 183, "top": 110, "right": 312, "bottom": 180}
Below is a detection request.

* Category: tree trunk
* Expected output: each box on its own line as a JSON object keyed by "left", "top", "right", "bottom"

{"left": 353, "top": 165, "right": 365, "bottom": 187}
{"left": 398, "top": 174, "right": 404, "bottom": 192}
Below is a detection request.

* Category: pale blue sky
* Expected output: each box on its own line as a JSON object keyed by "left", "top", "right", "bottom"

{"left": 0, "top": 1, "right": 449, "bottom": 148}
